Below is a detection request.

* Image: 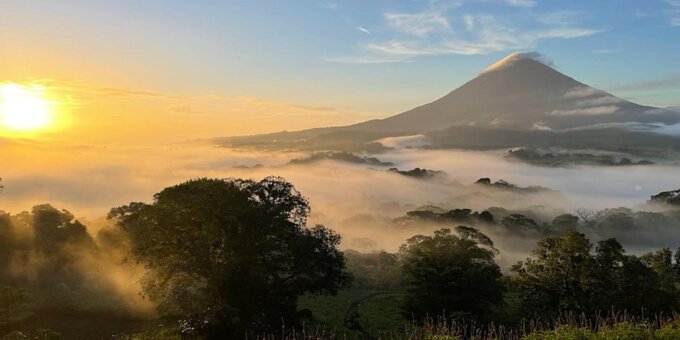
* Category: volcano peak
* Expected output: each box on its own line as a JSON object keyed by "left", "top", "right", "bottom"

{"left": 481, "top": 52, "right": 553, "bottom": 74}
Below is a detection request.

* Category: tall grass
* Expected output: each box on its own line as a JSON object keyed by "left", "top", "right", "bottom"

{"left": 6, "top": 312, "right": 680, "bottom": 339}
{"left": 246, "top": 311, "right": 680, "bottom": 339}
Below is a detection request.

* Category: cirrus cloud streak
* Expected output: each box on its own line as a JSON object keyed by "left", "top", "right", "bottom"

{"left": 327, "top": 2, "right": 602, "bottom": 63}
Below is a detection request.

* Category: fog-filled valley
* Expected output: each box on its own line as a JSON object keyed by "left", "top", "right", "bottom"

{"left": 4, "top": 137, "right": 680, "bottom": 337}
{"left": 3, "top": 3, "right": 680, "bottom": 336}
{"left": 3, "top": 140, "right": 680, "bottom": 253}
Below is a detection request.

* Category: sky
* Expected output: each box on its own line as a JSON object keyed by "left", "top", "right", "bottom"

{"left": 0, "top": 0, "right": 679, "bottom": 143}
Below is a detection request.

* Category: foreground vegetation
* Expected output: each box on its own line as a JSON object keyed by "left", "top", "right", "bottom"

{"left": 6, "top": 316, "right": 680, "bottom": 339}
{"left": 3, "top": 177, "right": 680, "bottom": 338}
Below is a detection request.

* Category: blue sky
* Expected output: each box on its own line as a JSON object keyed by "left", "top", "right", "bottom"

{"left": 1, "top": 0, "right": 679, "bottom": 137}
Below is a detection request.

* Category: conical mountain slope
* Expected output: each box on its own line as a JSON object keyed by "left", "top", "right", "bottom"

{"left": 350, "top": 53, "right": 679, "bottom": 132}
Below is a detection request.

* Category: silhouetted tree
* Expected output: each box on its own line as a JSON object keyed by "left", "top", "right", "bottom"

{"left": 641, "top": 248, "right": 680, "bottom": 301}
{"left": 109, "top": 177, "right": 351, "bottom": 337}
{"left": 502, "top": 214, "right": 543, "bottom": 233}
{"left": 576, "top": 208, "right": 600, "bottom": 226}
{"left": 399, "top": 226, "right": 504, "bottom": 322}
{"left": 30, "top": 204, "right": 95, "bottom": 287}
{"left": 0, "top": 286, "right": 28, "bottom": 325}
{"left": 344, "top": 250, "right": 401, "bottom": 290}
{"left": 650, "top": 189, "right": 680, "bottom": 207}
{"left": 0, "top": 212, "right": 13, "bottom": 282}
{"left": 551, "top": 214, "right": 579, "bottom": 232}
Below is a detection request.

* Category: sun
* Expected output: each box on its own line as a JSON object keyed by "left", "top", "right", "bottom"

{"left": 0, "top": 83, "right": 52, "bottom": 131}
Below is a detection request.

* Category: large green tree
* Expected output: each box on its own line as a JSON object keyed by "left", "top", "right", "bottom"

{"left": 511, "top": 230, "right": 598, "bottom": 317}
{"left": 399, "top": 226, "right": 504, "bottom": 321}
{"left": 109, "top": 177, "right": 350, "bottom": 337}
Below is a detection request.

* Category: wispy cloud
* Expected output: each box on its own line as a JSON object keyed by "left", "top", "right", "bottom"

{"left": 549, "top": 105, "right": 620, "bottom": 116}
{"left": 233, "top": 97, "right": 339, "bottom": 113}
{"left": 536, "top": 10, "right": 584, "bottom": 25}
{"left": 666, "top": 0, "right": 680, "bottom": 26}
{"left": 564, "top": 86, "right": 601, "bottom": 99}
{"left": 592, "top": 48, "right": 621, "bottom": 54}
{"left": 96, "top": 87, "right": 180, "bottom": 99}
{"left": 20, "top": 79, "right": 356, "bottom": 115}
{"left": 326, "top": 2, "right": 602, "bottom": 63}
{"left": 364, "top": 16, "right": 600, "bottom": 57}
{"left": 384, "top": 7, "right": 453, "bottom": 37}
{"left": 506, "top": 0, "right": 537, "bottom": 8}
{"left": 612, "top": 75, "right": 680, "bottom": 91}
{"left": 356, "top": 26, "right": 371, "bottom": 34}
{"left": 323, "top": 55, "right": 411, "bottom": 64}
{"left": 532, "top": 122, "right": 552, "bottom": 130}
{"left": 320, "top": 1, "right": 339, "bottom": 11}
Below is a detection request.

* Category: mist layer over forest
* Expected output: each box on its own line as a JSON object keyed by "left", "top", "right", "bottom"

{"left": 2, "top": 139, "right": 680, "bottom": 258}
{"left": 3, "top": 138, "right": 680, "bottom": 338}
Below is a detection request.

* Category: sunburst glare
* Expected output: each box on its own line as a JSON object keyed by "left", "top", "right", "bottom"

{"left": 0, "top": 83, "right": 52, "bottom": 131}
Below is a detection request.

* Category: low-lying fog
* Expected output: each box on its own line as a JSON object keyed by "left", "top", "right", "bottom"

{"left": 2, "top": 138, "right": 680, "bottom": 263}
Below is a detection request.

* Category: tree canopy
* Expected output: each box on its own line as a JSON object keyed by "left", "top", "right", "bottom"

{"left": 109, "top": 177, "right": 351, "bottom": 337}
{"left": 511, "top": 230, "right": 680, "bottom": 318}
{"left": 399, "top": 226, "right": 504, "bottom": 321}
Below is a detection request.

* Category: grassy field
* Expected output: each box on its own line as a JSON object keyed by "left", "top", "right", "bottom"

{"left": 298, "top": 289, "right": 407, "bottom": 337}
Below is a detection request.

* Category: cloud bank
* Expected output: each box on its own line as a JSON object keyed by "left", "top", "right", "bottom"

{"left": 3, "top": 139, "right": 680, "bottom": 255}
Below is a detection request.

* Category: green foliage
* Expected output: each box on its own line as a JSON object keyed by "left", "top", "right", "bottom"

{"left": 396, "top": 208, "right": 496, "bottom": 227}
{"left": 521, "top": 325, "right": 594, "bottom": 340}
{"left": 502, "top": 214, "right": 543, "bottom": 233}
{"left": 344, "top": 250, "right": 402, "bottom": 290}
{"left": 657, "top": 320, "right": 680, "bottom": 339}
{"left": 425, "top": 335, "right": 460, "bottom": 340}
{"left": 1, "top": 329, "right": 61, "bottom": 340}
{"left": 30, "top": 205, "right": 97, "bottom": 289}
{"left": 0, "top": 287, "right": 29, "bottom": 326}
{"left": 298, "top": 289, "right": 406, "bottom": 336}
{"left": 0, "top": 203, "right": 151, "bottom": 329}
{"left": 126, "top": 327, "right": 183, "bottom": 340}
{"left": 520, "top": 320, "right": 680, "bottom": 340}
{"left": 597, "top": 322, "right": 655, "bottom": 339}
{"left": 1, "top": 332, "right": 26, "bottom": 340}
{"left": 109, "top": 177, "right": 351, "bottom": 337}
{"left": 551, "top": 214, "right": 579, "bottom": 232}
{"left": 511, "top": 230, "right": 679, "bottom": 318}
{"left": 399, "top": 227, "right": 504, "bottom": 321}
{"left": 34, "top": 329, "right": 61, "bottom": 340}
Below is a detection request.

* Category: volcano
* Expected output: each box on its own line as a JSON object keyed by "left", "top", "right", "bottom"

{"left": 348, "top": 52, "right": 680, "bottom": 132}
{"left": 219, "top": 52, "right": 680, "bottom": 152}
